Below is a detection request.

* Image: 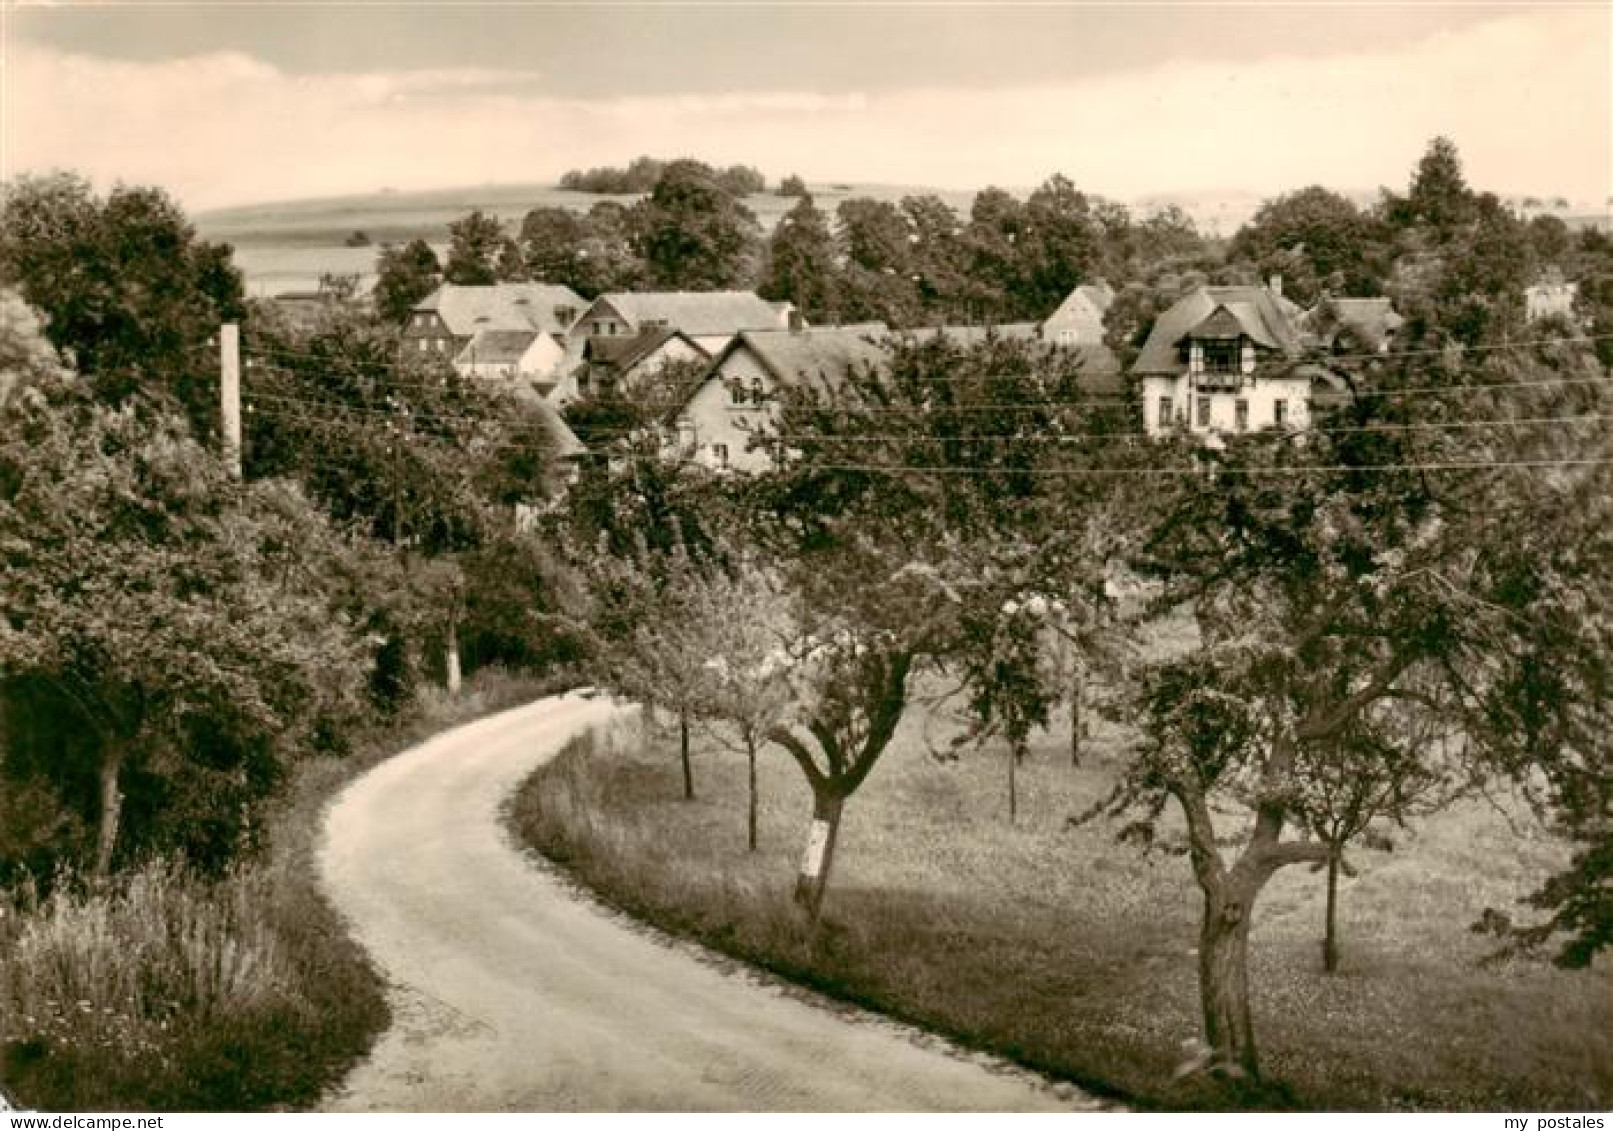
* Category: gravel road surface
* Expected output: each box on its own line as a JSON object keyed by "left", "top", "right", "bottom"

{"left": 319, "top": 692, "right": 1098, "bottom": 1111}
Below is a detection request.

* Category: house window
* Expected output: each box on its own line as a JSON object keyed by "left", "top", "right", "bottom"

{"left": 712, "top": 443, "right": 730, "bottom": 468}
{"left": 418, "top": 338, "right": 429, "bottom": 353}
{"left": 749, "top": 378, "right": 766, "bottom": 405}
{"left": 1196, "top": 396, "right": 1211, "bottom": 429}
{"left": 1203, "top": 339, "right": 1241, "bottom": 375}
{"left": 592, "top": 320, "right": 604, "bottom": 336}
{"left": 1235, "top": 399, "right": 1249, "bottom": 433}
{"left": 1157, "top": 396, "right": 1173, "bottom": 431}
{"left": 1274, "top": 398, "right": 1289, "bottom": 428}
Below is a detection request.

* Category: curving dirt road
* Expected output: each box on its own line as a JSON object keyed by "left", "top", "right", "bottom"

{"left": 318, "top": 692, "right": 1098, "bottom": 1112}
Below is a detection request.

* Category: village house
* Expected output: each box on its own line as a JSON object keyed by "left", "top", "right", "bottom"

{"left": 550, "top": 326, "right": 710, "bottom": 406}
{"left": 564, "top": 291, "right": 794, "bottom": 357}
{"left": 1040, "top": 281, "right": 1115, "bottom": 346}
{"left": 671, "top": 324, "right": 889, "bottom": 473}
{"left": 1134, "top": 282, "right": 1326, "bottom": 438}
{"left": 401, "top": 283, "right": 585, "bottom": 386}
{"left": 1524, "top": 270, "right": 1580, "bottom": 323}
{"left": 1300, "top": 295, "right": 1404, "bottom": 358}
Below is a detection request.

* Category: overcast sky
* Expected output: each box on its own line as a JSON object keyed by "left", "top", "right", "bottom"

{"left": 3, "top": 2, "right": 1609, "bottom": 211}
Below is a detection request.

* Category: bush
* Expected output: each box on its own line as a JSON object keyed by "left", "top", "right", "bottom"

{"left": 0, "top": 861, "right": 311, "bottom": 1109}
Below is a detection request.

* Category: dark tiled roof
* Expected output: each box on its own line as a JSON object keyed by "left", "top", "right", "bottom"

{"left": 583, "top": 326, "right": 707, "bottom": 372}
{"left": 1132, "top": 285, "right": 1306, "bottom": 375}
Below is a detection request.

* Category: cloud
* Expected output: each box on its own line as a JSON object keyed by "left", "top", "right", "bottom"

{"left": 3, "top": 6, "right": 1606, "bottom": 211}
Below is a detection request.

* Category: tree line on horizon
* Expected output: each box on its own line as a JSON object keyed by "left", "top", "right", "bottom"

{"left": 374, "top": 140, "right": 1612, "bottom": 369}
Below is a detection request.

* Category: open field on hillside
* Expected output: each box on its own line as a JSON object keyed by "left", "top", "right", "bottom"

{"left": 510, "top": 702, "right": 1612, "bottom": 1112}
{"left": 195, "top": 183, "right": 978, "bottom": 296}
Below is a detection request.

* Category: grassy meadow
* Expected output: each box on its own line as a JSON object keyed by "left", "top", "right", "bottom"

{"left": 510, "top": 700, "right": 1612, "bottom": 1112}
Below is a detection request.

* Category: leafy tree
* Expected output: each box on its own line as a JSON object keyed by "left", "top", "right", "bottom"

{"left": 759, "top": 194, "right": 839, "bottom": 323}
{"left": 1085, "top": 332, "right": 1613, "bottom": 1082}
{"left": 717, "top": 164, "right": 767, "bottom": 196}
{"left": 374, "top": 238, "right": 442, "bottom": 324}
{"left": 960, "top": 186, "right": 1030, "bottom": 321}
{"left": 559, "top": 156, "right": 666, "bottom": 194}
{"left": 1228, "top": 187, "right": 1387, "bottom": 304}
{"left": 0, "top": 296, "right": 369, "bottom": 877}
{"left": 754, "top": 333, "right": 1133, "bottom": 924}
{"left": 1132, "top": 205, "right": 1208, "bottom": 267}
{"left": 694, "top": 564, "right": 797, "bottom": 851}
{"left": 1393, "top": 135, "right": 1475, "bottom": 233}
{"left": 495, "top": 237, "right": 528, "bottom": 282}
{"left": 518, "top": 206, "right": 591, "bottom": 290}
{"left": 243, "top": 307, "right": 566, "bottom": 692}
{"left": 776, "top": 174, "right": 809, "bottom": 197}
{"left": 0, "top": 172, "right": 245, "bottom": 432}
{"left": 628, "top": 160, "right": 762, "bottom": 290}
{"left": 444, "top": 209, "right": 505, "bottom": 285}
{"left": 1020, "top": 174, "right": 1101, "bottom": 315}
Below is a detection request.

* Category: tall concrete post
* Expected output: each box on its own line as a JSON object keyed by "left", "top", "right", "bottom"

{"left": 220, "top": 323, "right": 241, "bottom": 479}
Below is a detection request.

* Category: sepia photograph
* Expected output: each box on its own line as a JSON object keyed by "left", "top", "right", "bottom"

{"left": 0, "top": 0, "right": 1609, "bottom": 1116}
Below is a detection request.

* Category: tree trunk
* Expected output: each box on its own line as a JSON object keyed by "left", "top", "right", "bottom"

{"left": 445, "top": 618, "right": 462, "bottom": 697}
{"left": 1070, "top": 662, "right": 1084, "bottom": 765}
{"left": 1323, "top": 850, "right": 1342, "bottom": 974}
{"left": 792, "top": 789, "right": 844, "bottom": 929}
{"left": 746, "top": 737, "right": 759, "bottom": 853}
{"left": 1007, "top": 742, "right": 1018, "bottom": 824}
{"left": 679, "top": 709, "right": 694, "bottom": 801}
{"left": 1199, "top": 884, "right": 1260, "bottom": 1079}
{"left": 94, "top": 746, "right": 124, "bottom": 880}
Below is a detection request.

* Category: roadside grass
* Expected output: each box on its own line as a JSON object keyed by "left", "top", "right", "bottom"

{"left": 510, "top": 707, "right": 1612, "bottom": 1112}
{"left": 1, "top": 665, "right": 576, "bottom": 1112}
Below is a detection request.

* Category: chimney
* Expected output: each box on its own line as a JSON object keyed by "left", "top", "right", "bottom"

{"left": 1268, "top": 274, "right": 1283, "bottom": 298}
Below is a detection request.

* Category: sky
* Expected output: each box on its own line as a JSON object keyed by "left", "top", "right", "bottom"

{"left": 2, "top": 1, "right": 1609, "bottom": 212}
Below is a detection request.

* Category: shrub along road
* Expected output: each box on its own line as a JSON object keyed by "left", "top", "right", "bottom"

{"left": 317, "top": 692, "right": 1084, "bottom": 1111}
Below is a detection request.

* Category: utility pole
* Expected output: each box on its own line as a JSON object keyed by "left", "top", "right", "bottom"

{"left": 220, "top": 323, "right": 241, "bottom": 478}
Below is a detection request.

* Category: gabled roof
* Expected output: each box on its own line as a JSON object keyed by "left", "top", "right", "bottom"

{"left": 1131, "top": 285, "right": 1306, "bottom": 375}
{"left": 585, "top": 291, "right": 787, "bottom": 337}
{"left": 506, "top": 381, "right": 586, "bottom": 460}
{"left": 1044, "top": 282, "right": 1116, "bottom": 327}
{"left": 455, "top": 328, "right": 541, "bottom": 367}
{"left": 415, "top": 283, "right": 585, "bottom": 338}
{"left": 710, "top": 324, "right": 891, "bottom": 390}
{"left": 583, "top": 326, "right": 708, "bottom": 372}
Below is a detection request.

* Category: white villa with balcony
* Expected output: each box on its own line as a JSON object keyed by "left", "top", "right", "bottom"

{"left": 1134, "top": 283, "right": 1332, "bottom": 438}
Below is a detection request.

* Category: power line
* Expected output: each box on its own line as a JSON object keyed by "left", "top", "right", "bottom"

{"left": 773, "top": 413, "right": 1613, "bottom": 447}
{"left": 795, "top": 457, "right": 1613, "bottom": 479}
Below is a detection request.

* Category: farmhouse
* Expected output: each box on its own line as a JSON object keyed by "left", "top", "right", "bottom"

{"left": 552, "top": 325, "right": 710, "bottom": 405}
{"left": 1134, "top": 282, "right": 1326, "bottom": 438}
{"left": 1302, "top": 295, "right": 1403, "bottom": 357}
{"left": 1041, "top": 281, "right": 1115, "bottom": 346}
{"left": 1524, "top": 271, "right": 1580, "bottom": 323}
{"left": 566, "top": 291, "right": 793, "bottom": 356}
{"left": 401, "top": 283, "right": 585, "bottom": 384}
{"left": 671, "top": 324, "right": 889, "bottom": 473}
